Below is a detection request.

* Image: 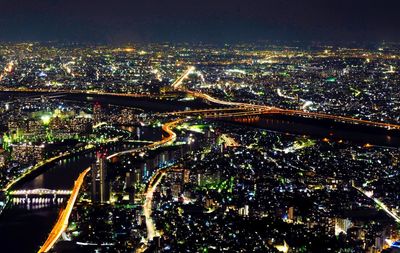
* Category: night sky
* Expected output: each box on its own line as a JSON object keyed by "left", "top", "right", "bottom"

{"left": 0, "top": 0, "right": 399, "bottom": 43}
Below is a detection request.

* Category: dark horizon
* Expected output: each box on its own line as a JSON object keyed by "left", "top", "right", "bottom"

{"left": 1, "top": 0, "right": 400, "bottom": 44}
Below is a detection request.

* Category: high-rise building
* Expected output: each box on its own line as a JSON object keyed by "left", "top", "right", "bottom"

{"left": 70, "top": 117, "right": 92, "bottom": 133}
{"left": 183, "top": 169, "right": 190, "bottom": 184}
{"left": 92, "top": 102, "right": 102, "bottom": 126}
{"left": 99, "top": 156, "right": 108, "bottom": 203}
{"left": 134, "top": 166, "right": 143, "bottom": 184}
{"left": 288, "top": 206, "right": 294, "bottom": 222}
{"left": 125, "top": 172, "right": 136, "bottom": 204}
{"left": 91, "top": 151, "right": 109, "bottom": 204}
{"left": 136, "top": 127, "right": 141, "bottom": 139}
{"left": 125, "top": 171, "right": 132, "bottom": 189}
{"left": 334, "top": 218, "right": 353, "bottom": 236}
{"left": 11, "top": 143, "right": 45, "bottom": 164}
{"left": 91, "top": 163, "right": 97, "bottom": 202}
{"left": 239, "top": 205, "right": 249, "bottom": 217}
{"left": 0, "top": 149, "right": 9, "bottom": 168}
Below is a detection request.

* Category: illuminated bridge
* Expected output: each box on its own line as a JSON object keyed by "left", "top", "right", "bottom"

{"left": 9, "top": 188, "right": 72, "bottom": 206}
{"left": 9, "top": 188, "right": 72, "bottom": 197}
{"left": 165, "top": 106, "right": 400, "bottom": 131}
{"left": 166, "top": 107, "right": 267, "bottom": 119}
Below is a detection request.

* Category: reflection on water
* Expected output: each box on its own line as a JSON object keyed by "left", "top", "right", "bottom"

{"left": 19, "top": 154, "right": 95, "bottom": 190}
{"left": 10, "top": 197, "right": 67, "bottom": 210}
{"left": 28, "top": 174, "right": 44, "bottom": 189}
{"left": 232, "top": 116, "right": 400, "bottom": 147}
{"left": 121, "top": 126, "right": 162, "bottom": 141}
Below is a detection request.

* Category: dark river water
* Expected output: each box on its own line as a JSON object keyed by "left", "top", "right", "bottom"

{"left": 229, "top": 115, "right": 400, "bottom": 148}
{"left": 0, "top": 154, "right": 94, "bottom": 253}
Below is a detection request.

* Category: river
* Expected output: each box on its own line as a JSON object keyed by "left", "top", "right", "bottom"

{"left": 0, "top": 126, "right": 162, "bottom": 253}
{"left": 229, "top": 115, "right": 400, "bottom": 147}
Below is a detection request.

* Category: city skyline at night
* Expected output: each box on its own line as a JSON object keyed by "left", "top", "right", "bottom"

{"left": 0, "top": 1, "right": 400, "bottom": 253}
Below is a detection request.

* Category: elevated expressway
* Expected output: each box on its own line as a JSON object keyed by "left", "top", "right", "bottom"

{"left": 164, "top": 105, "right": 400, "bottom": 130}
{"left": 38, "top": 167, "right": 91, "bottom": 253}
{"left": 171, "top": 66, "right": 400, "bottom": 131}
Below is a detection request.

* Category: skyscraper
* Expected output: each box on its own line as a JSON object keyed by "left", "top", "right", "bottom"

{"left": 92, "top": 102, "right": 102, "bottom": 127}
{"left": 91, "top": 151, "right": 109, "bottom": 204}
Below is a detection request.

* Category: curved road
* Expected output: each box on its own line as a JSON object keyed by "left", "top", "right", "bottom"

{"left": 38, "top": 119, "right": 182, "bottom": 252}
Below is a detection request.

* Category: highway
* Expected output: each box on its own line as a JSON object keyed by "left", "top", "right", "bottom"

{"left": 137, "top": 166, "right": 183, "bottom": 253}
{"left": 166, "top": 107, "right": 249, "bottom": 115}
{"left": 109, "top": 119, "right": 182, "bottom": 253}
{"left": 143, "top": 170, "right": 165, "bottom": 241}
{"left": 170, "top": 66, "right": 400, "bottom": 131}
{"left": 130, "top": 119, "right": 182, "bottom": 252}
{"left": 111, "top": 119, "right": 182, "bottom": 253}
{"left": 3, "top": 64, "right": 398, "bottom": 252}
{"left": 353, "top": 184, "right": 400, "bottom": 223}
{"left": 264, "top": 109, "right": 400, "bottom": 130}
{"left": 38, "top": 167, "right": 91, "bottom": 253}
{"left": 186, "top": 90, "right": 273, "bottom": 109}
{"left": 171, "top": 66, "right": 195, "bottom": 89}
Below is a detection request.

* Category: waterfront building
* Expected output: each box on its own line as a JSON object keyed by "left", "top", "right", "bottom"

{"left": 11, "top": 143, "right": 45, "bottom": 164}
{"left": 91, "top": 152, "right": 110, "bottom": 204}
{"left": 0, "top": 149, "right": 8, "bottom": 168}
{"left": 92, "top": 103, "right": 102, "bottom": 126}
